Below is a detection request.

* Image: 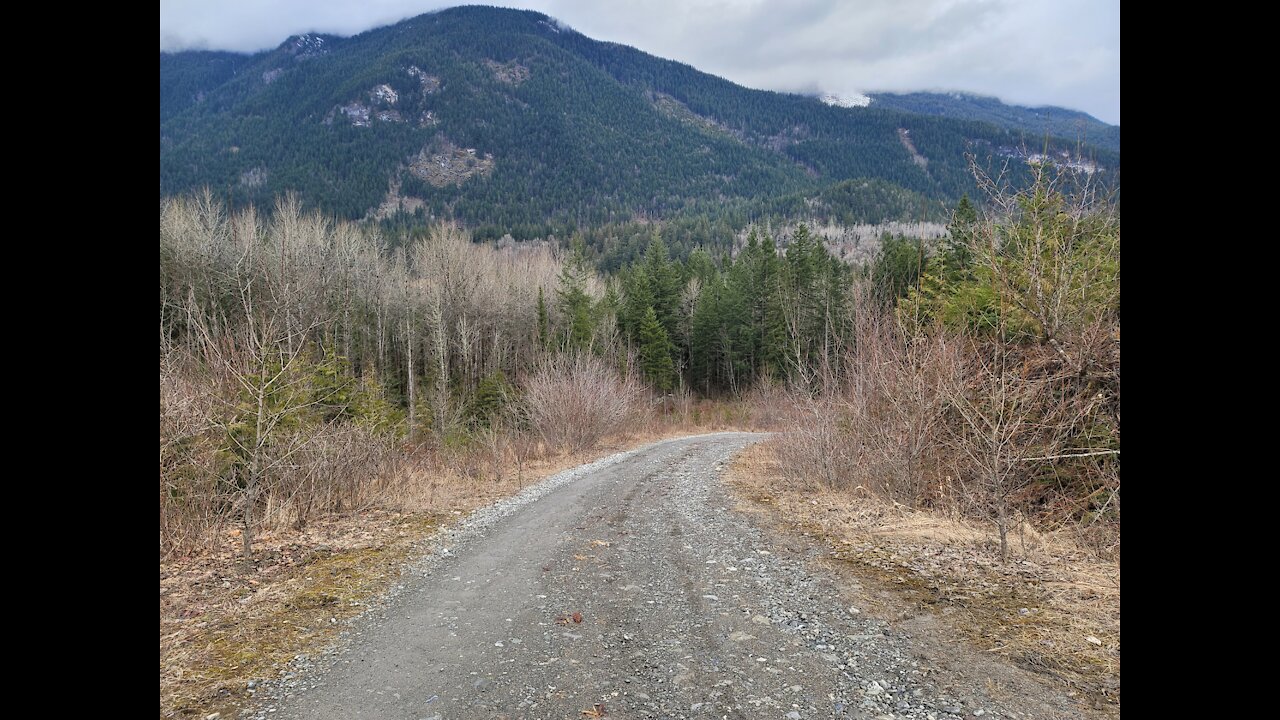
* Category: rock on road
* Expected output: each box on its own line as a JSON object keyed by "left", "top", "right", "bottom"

{"left": 264, "top": 432, "right": 1085, "bottom": 720}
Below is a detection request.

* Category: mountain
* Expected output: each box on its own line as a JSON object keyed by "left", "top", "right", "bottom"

{"left": 159, "top": 5, "right": 1119, "bottom": 241}
{"left": 866, "top": 92, "right": 1120, "bottom": 153}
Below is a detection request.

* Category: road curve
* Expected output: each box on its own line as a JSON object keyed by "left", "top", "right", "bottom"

{"left": 263, "top": 432, "right": 1084, "bottom": 720}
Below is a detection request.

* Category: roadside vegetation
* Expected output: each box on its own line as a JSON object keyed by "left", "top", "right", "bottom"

{"left": 160, "top": 158, "right": 1118, "bottom": 718}
{"left": 727, "top": 161, "right": 1120, "bottom": 714}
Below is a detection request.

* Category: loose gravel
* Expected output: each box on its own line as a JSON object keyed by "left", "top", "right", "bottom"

{"left": 245, "top": 432, "right": 1086, "bottom": 720}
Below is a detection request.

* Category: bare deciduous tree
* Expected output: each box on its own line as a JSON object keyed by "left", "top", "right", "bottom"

{"left": 188, "top": 273, "right": 328, "bottom": 560}
{"left": 944, "top": 345, "right": 1065, "bottom": 562}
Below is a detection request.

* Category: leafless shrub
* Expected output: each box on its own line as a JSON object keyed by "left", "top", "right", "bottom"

{"left": 160, "top": 340, "right": 407, "bottom": 558}
{"left": 776, "top": 287, "right": 958, "bottom": 504}
{"left": 160, "top": 351, "right": 228, "bottom": 553}
{"left": 509, "top": 429, "right": 542, "bottom": 487}
{"left": 741, "top": 381, "right": 791, "bottom": 429}
{"left": 773, "top": 390, "right": 858, "bottom": 492}
{"left": 522, "top": 353, "right": 644, "bottom": 452}
{"left": 943, "top": 345, "right": 1066, "bottom": 561}
{"left": 260, "top": 423, "right": 406, "bottom": 531}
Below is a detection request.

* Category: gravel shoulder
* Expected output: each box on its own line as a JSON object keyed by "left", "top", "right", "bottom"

{"left": 254, "top": 432, "right": 1092, "bottom": 720}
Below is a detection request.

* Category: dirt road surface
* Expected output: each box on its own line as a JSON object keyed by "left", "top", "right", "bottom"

{"left": 259, "top": 432, "right": 1085, "bottom": 720}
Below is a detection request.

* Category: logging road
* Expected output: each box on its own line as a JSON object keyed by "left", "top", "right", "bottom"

{"left": 261, "top": 432, "right": 1085, "bottom": 720}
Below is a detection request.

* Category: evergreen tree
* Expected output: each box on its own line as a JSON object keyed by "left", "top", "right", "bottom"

{"left": 637, "top": 306, "right": 676, "bottom": 392}
{"left": 643, "top": 234, "right": 682, "bottom": 342}
{"left": 940, "top": 194, "right": 978, "bottom": 282}
{"left": 619, "top": 267, "right": 655, "bottom": 341}
{"left": 784, "top": 224, "right": 821, "bottom": 366}
{"left": 872, "top": 234, "right": 926, "bottom": 302}
{"left": 721, "top": 252, "right": 754, "bottom": 389}
{"left": 689, "top": 276, "right": 723, "bottom": 393}
{"left": 467, "top": 371, "right": 511, "bottom": 429}
{"left": 685, "top": 247, "right": 718, "bottom": 285}
{"left": 755, "top": 234, "right": 788, "bottom": 379}
{"left": 557, "top": 237, "right": 595, "bottom": 350}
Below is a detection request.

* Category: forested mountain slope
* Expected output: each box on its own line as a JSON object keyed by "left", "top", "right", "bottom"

{"left": 160, "top": 6, "right": 1118, "bottom": 241}
{"left": 868, "top": 92, "right": 1120, "bottom": 153}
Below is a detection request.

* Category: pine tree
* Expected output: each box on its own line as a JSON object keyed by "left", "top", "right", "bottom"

{"left": 940, "top": 195, "right": 978, "bottom": 282}
{"left": 784, "top": 224, "right": 822, "bottom": 366}
{"left": 467, "top": 371, "right": 511, "bottom": 429}
{"left": 872, "top": 234, "right": 926, "bottom": 302}
{"left": 721, "top": 252, "right": 754, "bottom": 390}
{"left": 685, "top": 248, "right": 717, "bottom": 285}
{"left": 620, "top": 268, "right": 654, "bottom": 341}
{"left": 689, "top": 277, "right": 722, "bottom": 393}
{"left": 756, "top": 234, "right": 788, "bottom": 379}
{"left": 557, "top": 237, "right": 595, "bottom": 350}
{"left": 643, "top": 234, "right": 681, "bottom": 341}
{"left": 637, "top": 306, "right": 676, "bottom": 392}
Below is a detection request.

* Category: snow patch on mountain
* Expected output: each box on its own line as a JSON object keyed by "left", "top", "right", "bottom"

{"left": 819, "top": 92, "right": 871, "bottom": 108}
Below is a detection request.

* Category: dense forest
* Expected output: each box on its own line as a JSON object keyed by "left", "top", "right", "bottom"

{"left": 870, "top": 92, "right": 1120, "bottom": 153}
{"left": 160, "top": 6, "right": 1118, "bottom": 243}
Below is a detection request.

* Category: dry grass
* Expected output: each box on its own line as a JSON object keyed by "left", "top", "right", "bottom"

{"left": 159, "top": 510, "right": 438, "bottom": 719}
{"left": 159, "top": 423, "right": 740, "bottom": 720}
{"left": 724, "top": 440, "right": 1120, "bottom": 717}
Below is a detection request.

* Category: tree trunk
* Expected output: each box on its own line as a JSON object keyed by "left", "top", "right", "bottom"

{"left": 406, "top": 315, "right": 416, "bottom": 442}
{"left": 997, "top": 498, "right": 1009, "bottom": 563}
{"left": 432, "top": 297, "right": 449, "bottom": 440}
{"left": 244, "top": 383, "right": 267, "bottom": 563}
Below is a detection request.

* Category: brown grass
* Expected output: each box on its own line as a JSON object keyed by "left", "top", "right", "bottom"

{"left": 724, "top": 440, "right": 1120, "bottom": 716}
{"left": 160, "top": 511, "right": 438, "bottom": 719}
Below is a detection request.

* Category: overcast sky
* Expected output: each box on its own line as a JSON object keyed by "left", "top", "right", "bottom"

{"left": 159, "top": 0, "right": 1119, "bottom": 124}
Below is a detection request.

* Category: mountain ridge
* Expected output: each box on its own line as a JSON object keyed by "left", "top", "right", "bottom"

{"left": 160, "top": 5, "right": 1118, "bottom": 241}
{"left": 866, "top": 91, "right": 1119, "bottom": 152}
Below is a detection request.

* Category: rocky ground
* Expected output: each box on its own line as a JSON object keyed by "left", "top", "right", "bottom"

{"left": 242, "top": 432, "right": 1091, "bottom": 720}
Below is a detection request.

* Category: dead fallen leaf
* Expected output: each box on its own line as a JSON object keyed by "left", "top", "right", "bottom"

{"left": 572, "top": 611, "right": 583, "bottom": 623}
{"left": 581, "top": 703, "right": 606, "bottom": 717}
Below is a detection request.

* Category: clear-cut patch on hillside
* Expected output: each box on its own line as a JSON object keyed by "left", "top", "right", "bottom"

{"left": 370, "top": 84, "right": 398, "bottom": 105}
{"left": 407, "top": 66, "right": 441, "bottom": 93}
{"left": 483, "top": 58, "right": 531, "bottom": 85}
{"left": 367, "top": 177, "right": 428, "bottom": 221}
{"left": 408, "top": 142, "right": 495, "bottom": 187}
{"left": 328, "top": 102, "right": 370, "bottom": 127}
{"left": 898, "top": 128, "right": 928, "bottom": 170}
{"left": 324, "top": 84, "right": 406, "bottom": 127}
{"left": 648, "top": 91, "right": 738, "bottom": 139}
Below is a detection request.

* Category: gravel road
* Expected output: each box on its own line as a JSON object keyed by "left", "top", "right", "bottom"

{"left": 260, "top": 432, "right": 1085, "bottom": 720}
